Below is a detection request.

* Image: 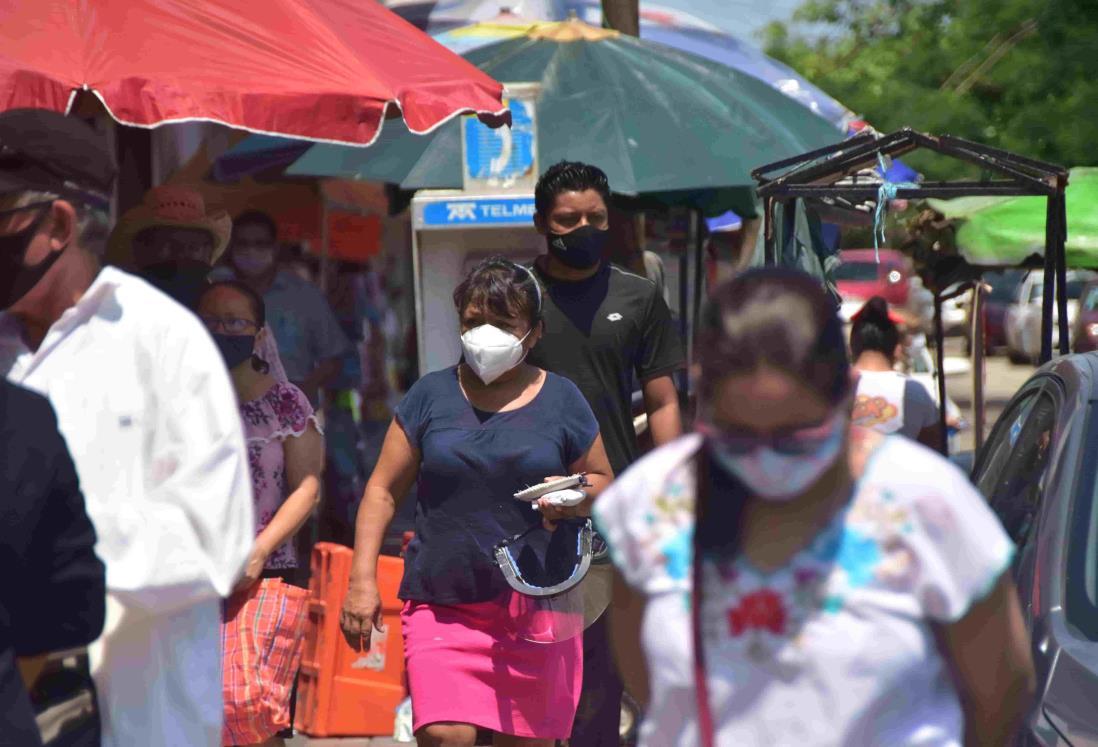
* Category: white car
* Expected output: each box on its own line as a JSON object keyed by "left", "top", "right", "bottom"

{"left": 1004, "top": 270, "right": 1095, "bottom": 364}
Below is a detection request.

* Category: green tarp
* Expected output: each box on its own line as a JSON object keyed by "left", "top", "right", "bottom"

{"left": 927, "top": 167, "right": 1098, "bottom": 268}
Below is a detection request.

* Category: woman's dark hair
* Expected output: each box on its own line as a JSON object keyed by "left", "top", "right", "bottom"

{"left": 534, "top": 161, "right": 611, "bottom": 218}
{"left": 232, "top": 210, "right": 278, "bottom": 243}
{"left": 697, "top": 267, "right": 851, "bottom": 406}
{"left": 453, "top": 256, "right": 543, "bottom": 329}
{"left": 199, "top": 280, "right": 270, "bottom": 373}
{"left": 849, "top": 296, "right": 900, "bottom": 360}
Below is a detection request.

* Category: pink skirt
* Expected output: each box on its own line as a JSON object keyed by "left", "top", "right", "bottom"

{"left": 401, "top": 596, "right": 583, "bottom": 739}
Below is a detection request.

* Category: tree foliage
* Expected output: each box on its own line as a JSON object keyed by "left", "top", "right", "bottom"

{"left": 763, "top": 0, "right": 1098, "bottom": 178}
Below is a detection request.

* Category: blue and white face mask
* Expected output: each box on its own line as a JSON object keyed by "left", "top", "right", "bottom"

{"left": 701, "top": 412, "right": 848, "bottom": 501}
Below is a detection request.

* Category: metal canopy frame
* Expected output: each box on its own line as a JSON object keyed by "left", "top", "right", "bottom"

{"left": 752, "top": 128, "right": 1070, "bottom": 454}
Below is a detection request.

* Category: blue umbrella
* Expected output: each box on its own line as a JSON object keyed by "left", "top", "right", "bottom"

{"left": 638, "top": 25, "right": 852, "bottom": 128}
{"left": 212, "top": 134, "right": 313, "bottom": 183}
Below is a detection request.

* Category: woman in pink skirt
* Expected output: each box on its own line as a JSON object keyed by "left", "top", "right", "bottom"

{"left": 340, "top": 258, "right": 613, "bottom": 746}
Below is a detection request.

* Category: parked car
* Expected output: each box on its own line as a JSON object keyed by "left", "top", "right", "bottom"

{"left": 967, "top": 352, "right": 1098, "bottom": 745}
{"left": 835, "top": 249, "right": 913, "bottom": 323}
{"left": 1004, "top": 270, "right": 1094, "bottom": 364}
{"left": 1073, "top": 280, "right": 1098, "bottom": 353}
{"left": 964, "top": 269, "right": 1026, "bottom": 354}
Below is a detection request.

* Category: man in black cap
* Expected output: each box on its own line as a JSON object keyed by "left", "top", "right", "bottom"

{"left": 0, "top": 109, "right": 254, "bottom": 747}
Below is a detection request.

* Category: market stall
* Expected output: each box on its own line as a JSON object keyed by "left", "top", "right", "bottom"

{"left": 753, "top": 128, "right": 1070, "bottom": 453}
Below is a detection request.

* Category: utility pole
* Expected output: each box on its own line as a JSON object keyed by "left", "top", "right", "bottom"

{"left": 601, "top": 0, "right": 639, "bottom": 36}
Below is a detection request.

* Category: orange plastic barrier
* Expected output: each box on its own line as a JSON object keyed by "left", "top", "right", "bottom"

{"left": 295, "top": 543, "right": 406, "bottom": 737}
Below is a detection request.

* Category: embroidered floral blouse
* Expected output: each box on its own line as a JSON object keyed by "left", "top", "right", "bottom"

{"left": 239, "top": 381, "right": 320, "bottom": 570}
{"left": 593, "top": 433, "right": 1013, "bottom": 747}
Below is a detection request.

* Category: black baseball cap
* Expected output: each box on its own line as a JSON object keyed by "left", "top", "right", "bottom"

{"left": 0, "top": 109, "right": 115, "bottom": 209}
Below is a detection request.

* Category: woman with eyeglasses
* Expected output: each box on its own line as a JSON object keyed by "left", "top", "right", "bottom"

{"left": 593, "top": 269, "right": 1035, "bottom": 747}
{"left": 339, "top": 257, "right": 613, "bottom": 747}
{"left": 197, "top": 280, "right": 324, "bottom": 746}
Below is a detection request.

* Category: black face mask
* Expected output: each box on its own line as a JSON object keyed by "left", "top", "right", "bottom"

{"left": 211, "top": 333, "right": 256, "bottom": 371}
{"left": 0, "top": 209, "right": 59, "bottom": 311}
{"left": 138, "top": 259, "right": 211, "bottom": 309}
{"left": 546, "top": 225, "right": 609, "bottom": 270}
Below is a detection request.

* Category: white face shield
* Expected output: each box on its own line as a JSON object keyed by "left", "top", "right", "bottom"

{"left": 493, "top": 519, "right": 596, "bottom": 643}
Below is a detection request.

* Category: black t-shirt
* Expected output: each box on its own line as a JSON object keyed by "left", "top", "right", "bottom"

{"left": 527, "top": 261, "right": 685, "bottom": 476}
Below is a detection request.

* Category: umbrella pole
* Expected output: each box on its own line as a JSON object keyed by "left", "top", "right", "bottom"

{"left": 319, "top": 197, "right": 331, "bottom": 296}
{"left": 1055, "top": 191, "right": 1070, "bottom": 356}
{"left": 763, "top": 197, "right": 776, "bottom": 267}
{"left": 1041, "top": 195, "right": 1057, "bottom": 364}
{"left": 972, "top": 281, "right": 987, "bottom": 450}
{"left": 934, "top": 294, "right": 949, "bottom": 456}
{"left": 693, "top": 209, "right": 705, "bottom": 342}
{"left": 115, "top": 125, "right": 153, "bottom": 214}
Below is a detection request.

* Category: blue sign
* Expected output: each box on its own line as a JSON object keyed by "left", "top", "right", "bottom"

{"left": 421, "top": 197, "right": 537, "bottom": 228}
{"left": 463, "top": 96, "right": 537, "bottom": 186}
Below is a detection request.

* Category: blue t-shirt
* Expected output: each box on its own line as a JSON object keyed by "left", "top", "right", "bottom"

{"left": 396, "top": 366, "right": 600, "bottom": 604}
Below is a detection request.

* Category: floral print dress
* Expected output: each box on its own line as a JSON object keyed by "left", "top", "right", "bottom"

{"left": 593, "top": 433, "right": 1013, "bottom": 747}
{"left": 239, "top": 381, "right": 320, "bottom": 570}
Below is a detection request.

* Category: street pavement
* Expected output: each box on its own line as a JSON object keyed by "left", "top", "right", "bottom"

{"left": 942, "top": 338, "right": 1036, "bottom": 454}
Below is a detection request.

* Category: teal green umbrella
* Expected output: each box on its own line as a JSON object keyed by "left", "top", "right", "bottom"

{"left": 927, "top": 167, "right": 1098, "bottom": 268}
{"left": 286, "top": 19, "right": 839, "bottom": 199}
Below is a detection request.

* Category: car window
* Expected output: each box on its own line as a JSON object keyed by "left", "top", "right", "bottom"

{"left": 975, "top": 390, "right": 1039, "bottom": 497}
{"left": 988, "top": 271, "right": 1023, "bottom": 303}
{"left": 1084, "top": 287, "right": 1098, "bottom": 311}
{"left": 834, "top": 262, "right": 878, "bottom": 282}
{"left": 983, "top": 390, "right": 1057, "bottom": 545}
{"left": 1028, "top": 282, "right": 1043, "bottom": 303}
{"left": 1066, "top": 405, "right": 1098, "bottom": 640}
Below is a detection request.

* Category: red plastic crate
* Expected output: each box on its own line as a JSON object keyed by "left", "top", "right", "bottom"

{"left": 295, "top": 543, "right": 406, "bottom": 737}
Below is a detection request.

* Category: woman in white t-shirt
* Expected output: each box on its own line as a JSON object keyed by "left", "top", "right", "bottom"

{"left": 593, "top": 269, "right": 1034, "bottom": 747}
{"left": 850, "top": 297, "right": 942, "bottom": 450}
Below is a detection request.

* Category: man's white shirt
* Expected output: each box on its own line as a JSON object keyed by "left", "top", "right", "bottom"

{"left": 0, "top": 266, "right": 254, "bottom": 747}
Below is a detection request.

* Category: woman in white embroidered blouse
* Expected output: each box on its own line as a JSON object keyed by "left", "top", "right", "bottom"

{"left": 593, "top": 268, "right": 1034, "bottom": 747}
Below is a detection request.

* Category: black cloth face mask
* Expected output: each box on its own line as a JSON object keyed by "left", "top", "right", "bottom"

{"left": 546, "top": 225, "right": 609, "bottom": 270}
{"left": 0, "top": 206, "right": 59, "bottom": 311}
{"left": 138, "top": 259, "right": 212, "bottom": 309}
{"left": 211, "top": 333, "right": 256, "bottom": 370}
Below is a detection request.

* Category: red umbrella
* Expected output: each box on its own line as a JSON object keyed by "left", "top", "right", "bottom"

{"left": 0, "top": 0, "right": 508, "bottom": 144}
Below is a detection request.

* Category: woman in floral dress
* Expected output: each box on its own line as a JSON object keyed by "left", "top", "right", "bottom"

{"left": 198, "top": 281, "right": 324, "bottom": 746}
{"left": 594, "top": 268, "right": 1035, "bottom": 747}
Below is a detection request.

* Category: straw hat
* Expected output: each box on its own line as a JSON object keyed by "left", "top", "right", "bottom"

{"left": 107, "top": 184, "right": 231, "bottom": 268}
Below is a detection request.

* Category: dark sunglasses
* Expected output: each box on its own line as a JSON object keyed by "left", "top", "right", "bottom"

{"left": 697, "top": 415, "right": 841, "bottom": 457}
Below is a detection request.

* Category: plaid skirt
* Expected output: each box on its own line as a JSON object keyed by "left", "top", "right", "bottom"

{"left": 221, "top": 578, "right": 309, "bottom": 746}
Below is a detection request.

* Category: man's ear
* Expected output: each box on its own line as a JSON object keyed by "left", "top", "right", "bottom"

{"left": 48, "top": 200, "right": 77, "bottom": 251}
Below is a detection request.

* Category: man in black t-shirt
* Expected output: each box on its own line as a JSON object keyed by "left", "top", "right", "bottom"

{"left": 526, "top": 161, "right": 685, "bottom": 746}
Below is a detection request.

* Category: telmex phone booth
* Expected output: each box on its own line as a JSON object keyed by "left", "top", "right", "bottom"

{"left": 411, "top": 191, "right": 544, "bottom": 375}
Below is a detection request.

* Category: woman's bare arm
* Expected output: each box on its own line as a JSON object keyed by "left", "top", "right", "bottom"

{"left": 341, "top": 420, "right": 420, "bottom": 649}
{"left": 537, "top": 434, "right": 614, "bottom": 523}
{"left": 936, "top": 572, "right": 1036, "bottom": 747}
{"left": 256, "top": 423, "right": 324, "bottom": 556}
{"left": 609, "top": 568, "right": 651, "bottom": 709}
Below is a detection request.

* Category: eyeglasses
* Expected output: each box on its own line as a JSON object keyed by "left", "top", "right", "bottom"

{"left": 200, "top": 316, "right": 258, "bottom": 335}
{"left": 696, "top": 415, "right": 841, "bottom": 457}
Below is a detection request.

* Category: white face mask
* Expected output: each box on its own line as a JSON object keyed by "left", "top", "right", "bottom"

{"left": 460, "top": 324, "right": 531, "bottom": 385}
